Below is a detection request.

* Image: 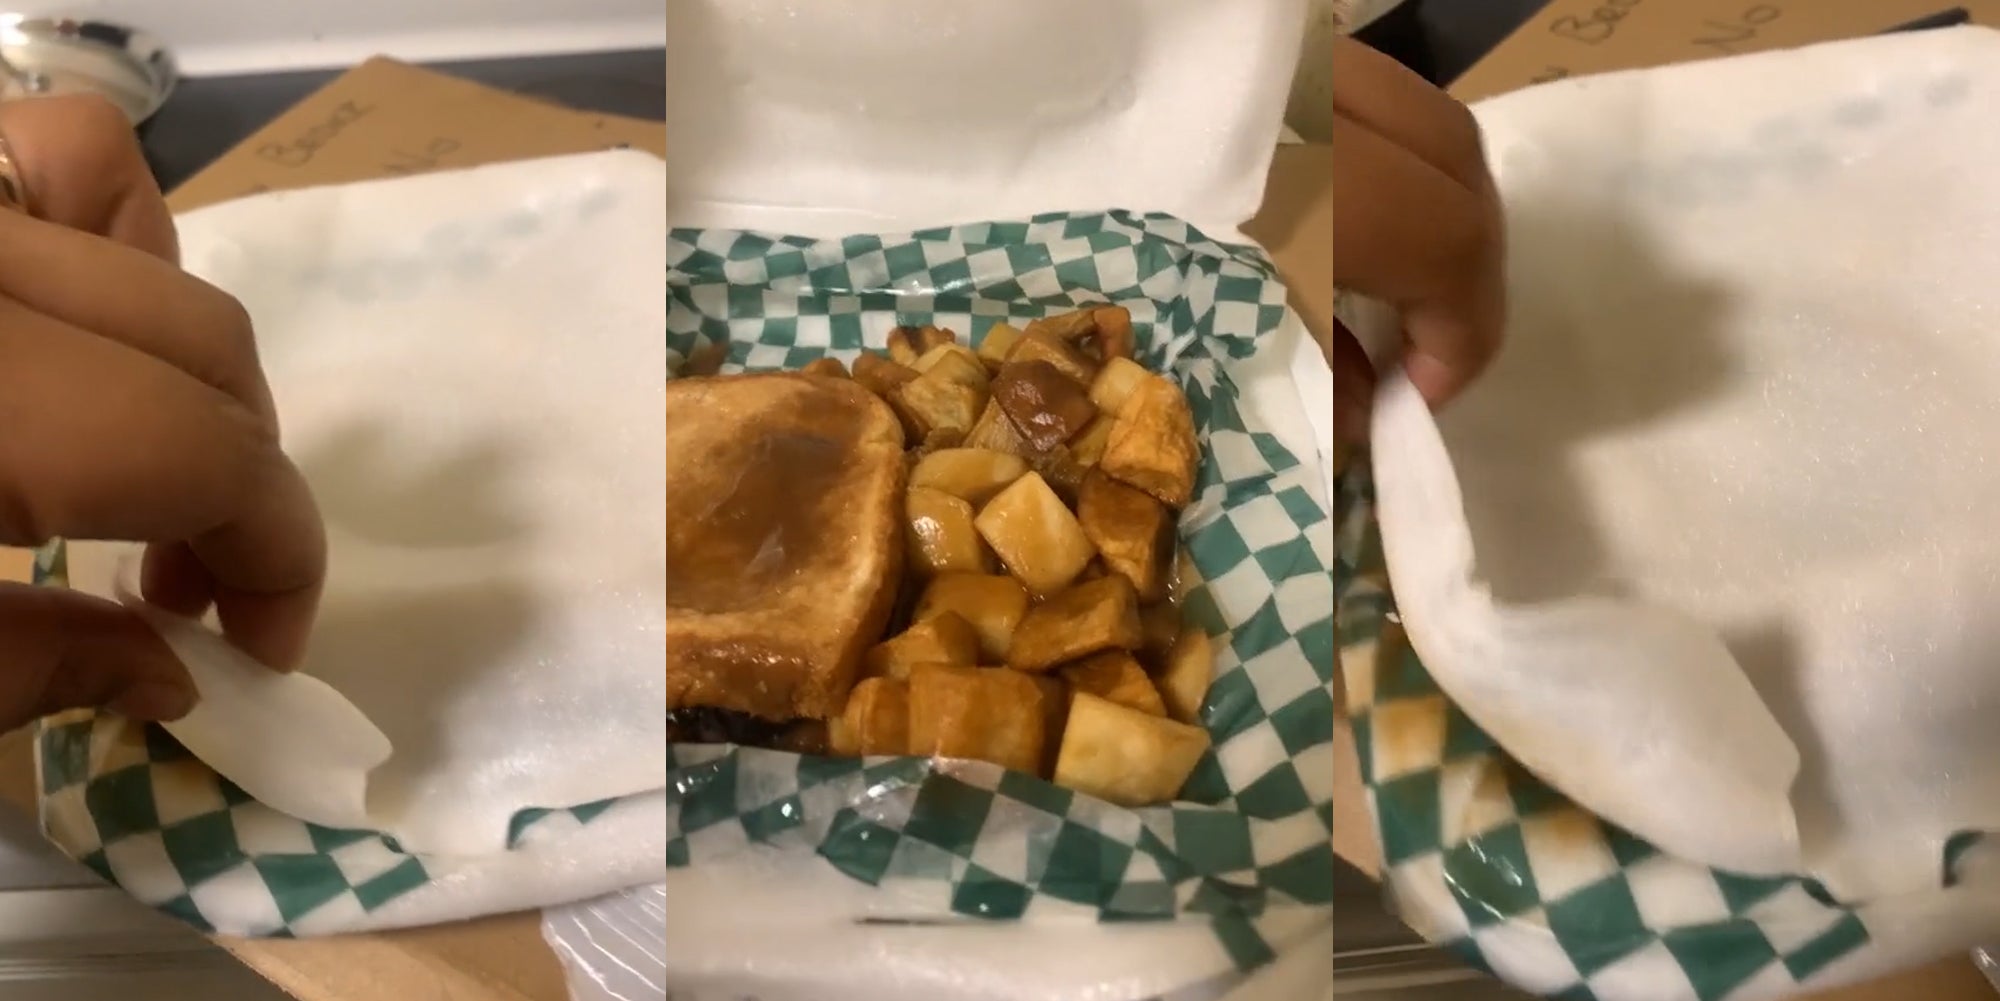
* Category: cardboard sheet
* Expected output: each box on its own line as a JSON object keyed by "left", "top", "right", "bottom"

{"left": 1451, "top": 0, "right": 2000, "bottom": 103}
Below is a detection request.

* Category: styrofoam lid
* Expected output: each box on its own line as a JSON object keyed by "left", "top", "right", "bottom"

{"left": 663, "top": 0, "right": 1306, "bottom": 239}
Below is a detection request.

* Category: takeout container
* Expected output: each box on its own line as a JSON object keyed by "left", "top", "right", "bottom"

{"left": 1338, "top": 26, "right": 2000, "bottom": 1001}
{"left": 663, "top": 2, "right": 1335, "bottom": 999}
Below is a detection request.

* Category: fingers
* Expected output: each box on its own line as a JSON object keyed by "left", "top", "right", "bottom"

{"left": 1332, "top": 37, "right": 1494, "bottom": 196}
{"left": 0, "top": 583, "right": 195, "bottom": 725}
{"left": 0, "top": 94, "right": 178, "bottom": 262}
{"left": 1331, "top": 105, "right": 1504, "bottom": 409}
{"left": 0, "top": 298, "right": 325, "bottom": 668}
{"left": 0, "top": 96, "right": 273, "bottom": 424}
{"left": 0, "top": 209, "right": 274, "bottom": 424}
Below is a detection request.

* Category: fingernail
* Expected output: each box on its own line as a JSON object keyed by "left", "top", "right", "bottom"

{"left": 1404, "top": 353, "right": 1459, "bottom": 408}
{"left": 108, "top": 681, "right": 197, "bottom": 722}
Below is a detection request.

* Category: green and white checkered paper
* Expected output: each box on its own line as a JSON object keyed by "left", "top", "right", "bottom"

{"left": 1335, "top": 451, "right": 2000, "bottom": 1000}
{"left": 667, "top": 210, "right": 1336, "bottom": 971}
{"left": 30, "top": 542, "right": 656, "bottom": 937}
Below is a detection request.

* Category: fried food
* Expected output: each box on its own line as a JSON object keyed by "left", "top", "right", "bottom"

{"left": 1024, "top": 309, "right": 1098, "bottom": 346}
{"left": 829, "top": 677, "right": 910, "bottom": 756}
{"left": 1006, "top": 327, "right": 1100, "bottom": 386}
{"left": 683, "top": 307, "right": 1221, "bottom": 808}
{"left": 1077, "top": 470, "right": 1173, "bottom": 602}
{"left": 1136, "top": 601, "right": 1183, "bottom": 673}
{"left": 1156, "top": 625, "right": 1214, "bottom": 725}
{"left": 854, "top": 353, "right": 921, "bottom": 398}
{"left": 1090, "top": 306, "right": 1135, "bottom": 360}
{"left": 1031, "top": 675, "right": 1071, "bottom": 775}
{"left": 909, "top": 448, "right": 1028, "bottom": 506}
{"left": 1005, "top": 575, "right": 1144, "bottom": 673}
{"left": 802, "top": 357, "right": 849, "bottom": 379}
{"left": 915, "top": 343, "right": 991, "bottom": 392}
{"left": 993, "top": 359, "right": 1099, "bottom": 453}
{"left": 905, "top": 486, "right": 993, "bottom": 577}
{"left": 889, "top": 369, "right": 985, "bottom": 441}
{"left": 964, "top": 398, "right": 1033, "bottom": 455}
{"left": 976, "top": 322, "right": 1024, "bottom": 372}
{"left": 1061, "top": 651, "right": 1166, "bottom": 717}
{"left": 1090, "top": 356, "right": 1151, "bottom": 414}
{"left": 913, "top": 572, "right": 1031, "bottom": 661}
{"left": 665, "top": 373, "right": 906, "bottom": 721}
{"left": 863, "top": 612, "right": 982, "bottom": 681}
{"left": 1053, "top": 692, "right": 1211, "bottom": 807}
{"left": 1101, "top": 373, "right": 1199, "bottom": 507}
{"left": 908, "top": 665, "right": 1047, "bottom": 774}
{"left": 975, "top": 472, "right": 1098, "bottom": 596}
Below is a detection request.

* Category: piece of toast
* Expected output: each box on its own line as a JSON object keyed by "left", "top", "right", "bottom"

{"left": 665, "top": 372, "right": 907, "bottom": 721}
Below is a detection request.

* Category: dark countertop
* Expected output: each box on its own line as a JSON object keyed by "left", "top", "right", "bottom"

{"left": 1356, "top": 0, "right": 1552, "bottom": 85}
{"left": 142, "top": 47, "right": 665, "bottom": 192}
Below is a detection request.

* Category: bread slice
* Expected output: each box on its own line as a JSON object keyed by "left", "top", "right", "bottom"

{"left": 665, "top": 372, "right": 907, "bottom": 721}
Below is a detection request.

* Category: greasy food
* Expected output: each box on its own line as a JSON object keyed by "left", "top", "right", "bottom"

{"left": 671, "top": 305, "right": 1217, "bottom": 807}
{"left": 664, "top": 373, "right": 906, "bottom": 722}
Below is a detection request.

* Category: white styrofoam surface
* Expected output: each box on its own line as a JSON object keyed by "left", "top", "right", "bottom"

{"left": 1372, "top": 25, "right": 2000, "bottom": 902}
{"left": 663, "top": 0, "right": 1306, "bottom": 241}
{"left": 4, "top": 0, "right": 663, "bottom": 76}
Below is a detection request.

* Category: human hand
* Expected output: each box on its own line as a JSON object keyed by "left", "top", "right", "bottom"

{"left": 0, "top": 95, "right": 325, "bottom": 728}
{"left": 1332, "top": 37, "right": 1506, "bottom": 442}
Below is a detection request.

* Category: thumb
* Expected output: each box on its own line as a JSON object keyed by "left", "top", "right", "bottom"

{"left": 0, "top": 582, "right": 196, "bottom": 727}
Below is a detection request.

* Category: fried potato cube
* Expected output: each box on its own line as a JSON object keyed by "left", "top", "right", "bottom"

{"left": 911, "top": 448, "right": 1029, "bottom": 507}
{"left": 1026, "top": 444, "right": 1090, "bottom": 507}
{"left": 1077, "top": 470, "right": 1174, "bottom": 602}
{"left": 915, "top": 343, "right": 991, "bottom": 392}
{"left": 1091, "top": 305, "right": 1135, "bottom": 360}
{"left": 917, "top": 325, "right": 959, "bottom": 351}
{"left": 890, "top": 370, "right": 985, "bottom": 440}
{"left": 1136, "top": 602, "right": 1183, "bottom": 673}
{"left": 964, "top": 399, "right": 1033, "bottom": 455}
{"left": 829, "top": 677, "right": 910, "bottom": 757}
{"left": 1024, "top": 308, "right": 1099, "bottom": 343}
{"left": 1102, "top": 375, "right": 1199, "bottom": 508}
{"left": 910, "top": 428, "right": 969, "bottom": 465}
{"left": 1030, "top": 675, "right": 1071, "bottom": 776}
{"left": 1069, "top": 414, "right": 1116, "bottom": 468}
{"left": 975, "top": 472, "right": 1098, "bottom": 597}
{"left": 1005, "top": 327, "right": 1100, "bottom": 386}
{"left": 802, "top": 357, "right": 849, "bottom": 379}
{"left": 1089, "top": 356, "right": 1151, "bottom": 414}
{"left": 1157, "top": 626, "right": 1214, "bottom": 725}
{"left": 1004, "top": 575, "right": 1143, "bottom": 672}
{"left": 864, "top": 612, "right": 982, "bottom": 681}
{"left": 906, "top": 487, "right": 993, "bottom": 578}
{"left": 1053, "top": 692, "right": 1210, "bottom": 807}
{"left": 884, "top": 325, "right": 924, "bottom": 365}
{"left": 683, "top": 340, "right": 729, "bottom": 377}
{"left": 993, "top": 359, "right": 1099, "bottom": 453}
{"left": 914, "top": 573, "right": 1031, "bottom": 661}
{"left": 854, "top": 352, "right": 920, "bottom": 398}
{"left": 976, "top": 322, "right": 1024, "bottom": 372}
{"left": 908, "top": 665, "right": 1046, "bottom": 774}
{"left": 1061, "top": 651, "right": 1166, "bottom": 717}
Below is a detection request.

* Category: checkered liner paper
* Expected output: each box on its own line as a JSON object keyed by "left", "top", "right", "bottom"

{"left": 666, "top": 211, "right": 1336, "bottom": 972}
{"left": 1335, "top": 453, "right": 2000, "bottom": 1001}
{"left": 29, "top": 543, "right": 648, "bottom": 937}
